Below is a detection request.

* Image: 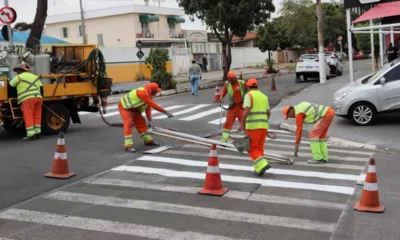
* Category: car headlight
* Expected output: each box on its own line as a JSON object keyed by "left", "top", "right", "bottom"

{"left": 333, "top": 91, "right": 351, "bottom": 101}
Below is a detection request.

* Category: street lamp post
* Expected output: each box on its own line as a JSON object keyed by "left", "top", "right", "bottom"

{"left": 316, "top": 0, "right": 326, "bottom": 84}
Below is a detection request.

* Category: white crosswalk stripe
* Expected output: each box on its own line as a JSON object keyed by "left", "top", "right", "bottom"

{"left": 0, "top": 130, "right": 374, "bottom": 239}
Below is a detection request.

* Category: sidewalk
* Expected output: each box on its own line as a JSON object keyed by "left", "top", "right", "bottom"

{"left": 331, "top": 151, "right": 400, "bottom": 240}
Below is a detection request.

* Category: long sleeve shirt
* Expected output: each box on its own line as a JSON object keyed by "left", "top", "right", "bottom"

{"left": 295, "top": 113, "right": 306, "bottom": 144}
{"left": 221, "top": 81, "right": 248, "bottom": 105}
{"left": 189, "top": 63, "right": 202, "bottom": 75}
{"left": 136, "top": 90, "right": 165, "bottom": 121}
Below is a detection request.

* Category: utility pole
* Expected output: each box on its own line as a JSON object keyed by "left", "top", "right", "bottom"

{"left": 316, "top": 0, "right": 326, "bottom": 84}
{"left": 79, "top": 0, "right": 87, "bottom": 44}
{"left": 3, "top": 0, "right": 13, "bottom": 47}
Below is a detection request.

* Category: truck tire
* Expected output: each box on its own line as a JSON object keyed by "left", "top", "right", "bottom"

{"left": 42, "top": 103, "right": 71, "bottom": 135}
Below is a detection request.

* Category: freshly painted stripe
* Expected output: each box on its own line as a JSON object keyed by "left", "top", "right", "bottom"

{"left": 54, "top": 152, "right": 67, "bottom": 159}
{"left": 0, "top": 209, "right": 240, "bottom": 240}
{"left": 98, "top": 111, "right": 120, "bottom": 117}
{"left": 46, "top": 191, "right": 336, "bottom": 233}
{"left": 265, "top": 143, "right": 373, "bottom": 156}
{"left": 166, "top": 149, "right": 365, "bottom": 171}
{"left": 206, "top": 166, "right": 220, "bottom": 173}
{"left": 267, "top": 149, "right": 367, "bottom": 162}
{"left": 85, "top": 178, "right": 347, "bottom": 210}
{"left": 267, "top": 138, "right": 310, "bottom": 144}
{"left": 141, "top": 105, "right": 187, "bottom": 117}
{"left": 367, "top": 165, "right": 376, "bottom": 173}
{"left": 136, "top": 156, "right": 360, "bottom": 181}
{"left": 78, "top": 112, "right": 91, "bottom": 115}
{"left": 143, "top": 145, "right": 171, "bottom": 154}
{"left": 97, "top": 105, "right": 182, "bottom": 117}
{"left": 153, "top": 104, "right": 210, "bottom": 119}
{"left": 364, "top": 182, "right": 378, "bottom": 191}
{"left": 208, "top": 117, "right": 227, "bottom": 125}
{"left": 180, "top": 106, "right": 229, "bottom": 121}
{"left": 112, "top": 166, "right": 355, "bottom": 195}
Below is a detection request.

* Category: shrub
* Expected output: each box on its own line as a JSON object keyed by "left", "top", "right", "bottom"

{"left": 145, "top": 48, "right": 176, "bottom": 90}
{"left": 265, "top": 58, "right": 278, "bottom": 73}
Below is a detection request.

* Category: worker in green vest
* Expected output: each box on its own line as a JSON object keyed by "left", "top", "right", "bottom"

{"left": 238, "top": 78, "right": 271, "bottom": 176}
{"left": 282, "top": 102, "right": 335, "bottom": 164}
{"left": 219, "top": 71, "right": 247, "bottom": 142}
{"left": 9, "top": 62, "right": 43, "bottom": 140}
{"left": 118, "top": 83, "right": 174, "bottom": 152}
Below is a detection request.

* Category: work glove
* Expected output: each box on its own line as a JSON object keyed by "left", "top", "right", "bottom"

{"left": 164, "top": 111, "right": 174, "bottom": 118}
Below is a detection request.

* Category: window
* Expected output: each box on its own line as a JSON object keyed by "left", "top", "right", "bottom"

{"left": 97, "top": 34, "right": 104, "bottom": 46}
{"left": 383, "top": 65, "right": 400, "bottom": 83}
{"left": 78, "top": 25, "right": 83, "bottom": 37}
{"left": 62, "top": 27, "right": 68, "bottom": 38}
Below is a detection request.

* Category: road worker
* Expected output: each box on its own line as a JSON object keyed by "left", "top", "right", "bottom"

{"left": 9, "top": 62, "right": 43, "bottom": 140}
{"left": 118, "top": 83, "right": 174, "bottom": 152}
{"left": 282, "top": 102, "right": 335, "bottom": 164}
{"left": 219, "top": 71, "right": 247, "bottom": 143}
{"left": 238, "top": 78, "right": 271, "bottom": 176}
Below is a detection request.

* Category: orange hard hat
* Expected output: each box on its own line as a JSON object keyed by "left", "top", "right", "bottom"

{"left": 246, "top": 78, "right": 258, "bottom": 87}
{"left": 282, "top": 106, "right": 291, "bottom": 120}
{"left": 227, "top": 71, "right": 236, "bottom": 78}
{"left": 146, "top": 82, "right": 162, "bottom": 93}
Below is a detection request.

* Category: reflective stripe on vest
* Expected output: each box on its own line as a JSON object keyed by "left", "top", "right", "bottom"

{"left": 225, "top": 80, "right": 245, "bottom": 105}
{"left": 295, "top": 101, "right": 329, "bottom": 124}
{"left": 245, "top": 90, "right": 269, "bottom": 130}
{"left": 16, "top": 74, "right": 42, "bottom": 104}
{"left": 121, "top": 87, "right": 146, "bottom": 109}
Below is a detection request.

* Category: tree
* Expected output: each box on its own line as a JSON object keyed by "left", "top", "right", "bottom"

{"left": 254, "top": 20, "right": 280, "bottom": 73}
{"left": 145, "top": 48, "right": 176, "bottom": 90}
{"left": 177, "top": 0, "right": 275, "bottom": 80}
{"left": 13, "top": 22, "right": 33, "bottom": 31}
{"left": 26, "top": 0, "right": 48, "bottom": 52}
{"left": 354, "top": 23, "right": 379, "bottom": 52}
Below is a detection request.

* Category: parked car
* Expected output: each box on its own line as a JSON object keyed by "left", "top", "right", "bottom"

{"left": 295, "top": 54, "right": 331, "bottom": 82}
{"left": 325, "top": 52, "right": 343, "bottom": 76}
{"left": 333, "top": 58, "right": 400, "bottom": 126}
{"left": 353, "top": 51, "right": 364, "bottom": 60}
{"left": 335, "top": 52, "right": 347, "bottom": 61}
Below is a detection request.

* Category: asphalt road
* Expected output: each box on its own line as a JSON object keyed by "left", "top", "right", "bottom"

{"left": 0, "top": 63, "right": 374, "bottom": 239}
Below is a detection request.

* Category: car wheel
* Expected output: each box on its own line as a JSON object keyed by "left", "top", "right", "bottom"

{"left": 349, "top": 102, "right": 376, "bottom": 126}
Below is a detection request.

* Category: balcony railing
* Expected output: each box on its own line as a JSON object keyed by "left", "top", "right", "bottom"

{"left": 136, "top": 28, "right": 186, "bottom": 39}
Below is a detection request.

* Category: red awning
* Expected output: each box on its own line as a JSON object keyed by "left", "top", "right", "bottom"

{"left": 352, "top": 1, "right": 400, "bottom": 24}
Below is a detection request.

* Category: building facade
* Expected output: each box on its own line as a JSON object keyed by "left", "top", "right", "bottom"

{"left": 44, "top": 5, "right": 187, "bottom": 47}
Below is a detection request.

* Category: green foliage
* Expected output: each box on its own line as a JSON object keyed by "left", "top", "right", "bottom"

{"left": 265, "top": 58, "right": 277, "bottom": 73}
{"left": 255, "top": 17, "right": 292, "bottom": 52}
{"left": 177, "top": 0, "right": 275, "bottom": 79}
{"left": 145, "top": 48, "right": 176, "bottom": 90}
{"left": 354, "top": 23, "right": 379, "bottom": 51}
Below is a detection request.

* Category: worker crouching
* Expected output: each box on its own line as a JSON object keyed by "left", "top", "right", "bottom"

{"left": 10, "top": 63, "right": 43, "bottom": 140}
{"left": 282, "top": 102, "right": 335, "bottom": 164}
{"left": 238, "top": 78, "right": 271, "bottom": 176}
{"left": 219, "top": 71, "right": 247, "bottom": 143}
{"left": 118, "top": 83, "right": 174, "bottom": 152}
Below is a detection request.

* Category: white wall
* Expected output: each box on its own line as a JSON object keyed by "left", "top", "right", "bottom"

{"left": 230, "top": 47, "right": 272, "bottom": 69}
{"left": 99, "top": 47, "right": 173, "bottom": 63}
{"left": 172, "top": 55, "right": 191, "bottom": 76}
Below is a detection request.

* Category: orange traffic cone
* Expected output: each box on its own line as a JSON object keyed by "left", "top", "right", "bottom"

{"left": 45, "top": 132, "right": 75, "bottom": 179}
{"left": 270, "top": 74, "right": 277, "bottom": 91}
{"left": 263, "top": 67, "right": 268, "bottom": 76}
{"left": 198, "top": 144, "right": 229, "bottom": 196}
{"left": 354, "top": 158, "right": 384, "bottom": 213}
{"left": 213, "top": 86, "right": 220, "bottom": 103}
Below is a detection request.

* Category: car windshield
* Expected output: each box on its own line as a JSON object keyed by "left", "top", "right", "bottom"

{"left": 324, "top": 52, "right": 332, "bottom": 56}
{"left": 364, "top": 58, "right": 400, "bottom": 84}
{"left": 300, "top": 54, "right": 318, "bottom": 59}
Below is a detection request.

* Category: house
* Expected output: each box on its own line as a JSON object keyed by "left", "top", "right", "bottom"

{"left": 44, "top": 4, "right": 187, "bottom": 48}
{"left": 232, "top": 32, "right": 256, "bottom": 47}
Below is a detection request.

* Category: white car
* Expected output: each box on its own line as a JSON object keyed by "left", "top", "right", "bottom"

{"left": 325, "top": 52, "right": 343, "bottom": 76}
{"left": 333, "top": 58, "right": 400, "bottom": 126}
{"left": 295, "top": 54, "right": 331, "bottom": 82}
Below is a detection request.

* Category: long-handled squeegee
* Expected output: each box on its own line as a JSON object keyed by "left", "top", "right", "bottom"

{"left": 149, "top": 126, "right": 294, "bottom": 165}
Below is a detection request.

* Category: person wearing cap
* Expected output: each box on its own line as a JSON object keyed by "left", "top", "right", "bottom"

{"left": 118, "top": 83, "right": 175, "bottom": 152}
{"left": 188, "top": 59, "right": 202, "bottom": 96}
{"left": 219, "top": 71, "right": 247, "bottom": 142}
{"left": 238, "top": 78, "right": 271, "bottom": 176}
{"left": 9, "top": 62, "right": 43, "bottom": 140}
{"left": 282, "top": 102, "right": 335, "bottom": 164}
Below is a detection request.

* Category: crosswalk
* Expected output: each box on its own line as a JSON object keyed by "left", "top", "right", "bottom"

{"left": 0, "top": 131, "right": 374, "bottom": 239}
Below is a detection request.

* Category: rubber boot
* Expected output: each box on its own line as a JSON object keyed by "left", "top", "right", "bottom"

{"left": 145, "top": 141, "right": 160, "bottom": 146}
{"left": 125, "top": 147, "right": 136, "bottom": 153}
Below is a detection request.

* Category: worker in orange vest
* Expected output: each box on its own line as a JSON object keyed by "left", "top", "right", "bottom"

{"left": 219, "top": 71, "right": 247, "bottom": 142}
{"left": 118, "top": 83, "right": 174, "bottom": 152}
{"left": 9, "top": 63, "right": 43, "bottom": 140}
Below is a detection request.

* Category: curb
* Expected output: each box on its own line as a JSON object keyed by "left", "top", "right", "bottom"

{"left": 278, "top": 122, "right": 377, "bottom": 150}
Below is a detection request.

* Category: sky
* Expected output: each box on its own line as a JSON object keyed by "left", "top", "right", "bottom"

{"left": 7, "top": 0, "right": 285, "bottom": 31}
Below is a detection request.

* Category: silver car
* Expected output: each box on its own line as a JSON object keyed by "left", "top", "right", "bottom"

{"left": 333, "top": 58, "right": 400, "bottom": 126}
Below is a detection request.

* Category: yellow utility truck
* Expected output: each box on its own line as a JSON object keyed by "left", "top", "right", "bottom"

{"left": 0, "top": 44, "right": 111, "bottom": 135}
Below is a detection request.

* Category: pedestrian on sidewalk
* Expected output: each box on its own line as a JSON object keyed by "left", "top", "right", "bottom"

{"left": 188, "top": 59, "right": 202, "bottom": 96}
{"left": 118, "top": 83, "right": 174, "bottom": 153}
{"left": 202, "top": 55, "right": 208, "bottom": 73}
{"left": 386, "top": 42, "right": 399, "bottom": 63}
{"left": 238, "top": 78, "right": 271, "bottom": 176}
{"left": 219, "top": 71, "right": 247, "bottom": 143}
{"left": 9, "top": 62, "right": 43, "bottom": 141}
{"left": 282, "top": 102, "right": 335, "bottom": 164}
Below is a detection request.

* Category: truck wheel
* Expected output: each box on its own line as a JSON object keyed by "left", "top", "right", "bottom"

{"left": 42, "top": 103, "right": 70, "bottom": 135}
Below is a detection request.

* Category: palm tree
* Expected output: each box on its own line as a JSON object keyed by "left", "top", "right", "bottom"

{"left": 26, "top": 0, "right": 48, "bottom": 52}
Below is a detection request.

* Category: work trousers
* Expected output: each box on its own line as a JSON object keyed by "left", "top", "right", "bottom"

{"left": 21, "top": 98, "right": 42, "bottom": 137}
{"left": 118, "top": 102, "right": 153, "bottom": 149}
{"left": 309, "top": 108, "right": 335, "bottom": 161}
{"left": 221, "top": 105, "right": 243, "bottom": 142}
{"left": 190, "top": 74, "right": 200, "bottom": 95}
{"left": 247, "top": 129, "right": 269, "bottom": 174}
